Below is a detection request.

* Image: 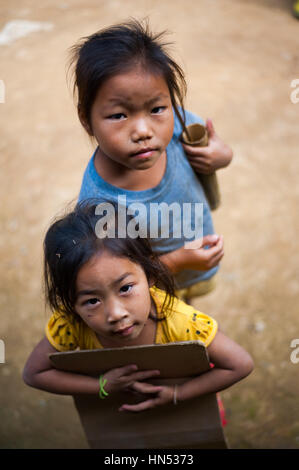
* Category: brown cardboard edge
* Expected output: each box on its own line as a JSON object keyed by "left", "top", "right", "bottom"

{"left": 49, "top": 340, "right": 211, "bottom": 378}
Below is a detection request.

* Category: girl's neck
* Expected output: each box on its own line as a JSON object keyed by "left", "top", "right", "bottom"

{"left": 94, "top": 148, "right": 167, "bottom": 191}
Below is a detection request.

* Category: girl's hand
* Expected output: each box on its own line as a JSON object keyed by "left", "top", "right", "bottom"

{"left": 179, "top": 234, "right": 224, "bottom": 271}
{"left": 102, "top": 365, "right": 160, "bottom": 395}
{"left": 119, "top": 382, "right": 174, "bottom": 412}
{"left": 160, "top": 235, "right": 224, "bottom": 273}
{"left": 182, "top": 118, "right": 233, "bottom": 174}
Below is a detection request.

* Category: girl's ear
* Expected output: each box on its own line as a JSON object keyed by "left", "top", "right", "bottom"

{"left": 78, "top": 105, "right": 93, "bottom": 136}
{"left": 148, "top": 276, "right": 155, "bottom": 288}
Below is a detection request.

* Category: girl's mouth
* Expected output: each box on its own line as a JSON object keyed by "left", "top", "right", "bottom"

{"left": 114, "top": 324, "right": 135, "bottom": 337}
{"left": 131, "top": 148, "right": 157, "bottom": 158}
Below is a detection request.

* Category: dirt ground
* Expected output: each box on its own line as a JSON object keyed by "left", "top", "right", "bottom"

{"left": 0, "top": 0, "right": 299, "bottom": 449}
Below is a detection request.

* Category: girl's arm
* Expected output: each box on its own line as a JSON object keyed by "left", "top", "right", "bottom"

{"left": 23, "top": 337, "right": 160, "bottom": 396}
{"left": 175, "top": 330, "right": 253, "bottom": 402}
{"left": 23, "top": 337, "right": 101, "bottom": 395}
{"left": 119, "top": 330, "right": 253, "bottom": 412}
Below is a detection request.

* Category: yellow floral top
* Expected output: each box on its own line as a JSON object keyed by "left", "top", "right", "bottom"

{"left": 45, "top": 287, "right": 218, "bottom": 352}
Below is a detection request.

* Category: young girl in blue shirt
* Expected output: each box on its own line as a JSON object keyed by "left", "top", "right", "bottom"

{"left": 69, "top": 19, "right": 233, "bottom": 301}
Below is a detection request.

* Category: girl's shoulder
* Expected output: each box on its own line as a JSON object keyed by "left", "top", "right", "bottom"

{"left": 173, "top": 107, "right": 205, "bottom": 137}
{"left": 45, "top": 310, "right": 82, "bottom": 352}
{"left": 151, "top": 286, "right": 218, "bottom": 347}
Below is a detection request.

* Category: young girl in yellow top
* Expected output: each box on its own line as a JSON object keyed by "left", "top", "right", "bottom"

{"left": 23, "top": 201, "right": 253, "bottom": 412}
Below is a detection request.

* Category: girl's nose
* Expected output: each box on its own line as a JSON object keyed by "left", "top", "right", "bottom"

{"left": 105, "top": 298, "right": 128, "bottom": 324}
{"left": 131, "top": 117, "right": 153, "bottom": 143}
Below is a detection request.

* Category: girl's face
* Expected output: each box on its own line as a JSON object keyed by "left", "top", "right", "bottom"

{"left": 84, "top": 66, "right": 174, "bottom": 171}
{"left": 74, "top": 250, "right": 156, "bottom": 348}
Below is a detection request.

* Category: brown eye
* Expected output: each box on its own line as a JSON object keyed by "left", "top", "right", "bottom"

{"left": 151, "top": 106, "right": 165, "bottom": 114}
{"left": 108, "top": 113, "right": 126, "bottom": 120}
{"left": 84, "top": 298, "right": 100, "bottom": 307}
{"left": 120, "top": 284, "right": 133, "bottom": 294}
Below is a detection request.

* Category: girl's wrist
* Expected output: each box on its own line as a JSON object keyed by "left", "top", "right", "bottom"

{"left": 174, "top": 246, "right": 190, "bottom": 272}
{"left": 173, "top": 384, "right": 178, "bottom": 405}
{"left": 165, "top": 247, "right": 186, "bottom": 273}
{"left": 172, "top": 384, "right": 183, "bottom": 404}
{"left": 159, "top": 251, "right": 181, "bottom": 274}
{"left": 98, "top": 374, "right": 109, "bottom": 399}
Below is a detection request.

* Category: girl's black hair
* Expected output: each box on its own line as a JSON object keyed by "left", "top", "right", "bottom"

{"left": 44, "top": 199, "right": 176, "bottom": 319}
{"left": 68, "top": 18, "right": 187, "bottom": 134}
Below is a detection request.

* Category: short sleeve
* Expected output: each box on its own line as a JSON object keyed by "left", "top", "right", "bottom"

{"left": 188, "top": 311, "right": 218, "bottom": 347}
{"left": 155, "top": 291, "right": 218, "bottom": 347}
{"left": 45, "top": 311, "right": 79, "bottom": 352}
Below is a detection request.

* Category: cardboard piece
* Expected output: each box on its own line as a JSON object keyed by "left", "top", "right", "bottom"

{"left": 50, "top": 341, "right": 228, "bottom": 449}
